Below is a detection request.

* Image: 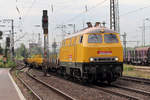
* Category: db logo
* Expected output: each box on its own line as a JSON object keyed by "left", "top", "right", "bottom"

{"left": 97, "top": 51, "right": 112, "bottom": 55}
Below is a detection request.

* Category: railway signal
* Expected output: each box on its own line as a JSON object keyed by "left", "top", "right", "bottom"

{"left": 0, "top": 31, "right": 3, "bottom": 39}
{"left": 5, "top": 37, "right": 10, "bottom": 59}
{"left": 6, "top": 37, "right": 10, "bottom": 47}
{"left": 42, "top": 10, "right": 48, "bottom": 34}
{"left": 42, "top": 10, "right": 49, "bottom": 76}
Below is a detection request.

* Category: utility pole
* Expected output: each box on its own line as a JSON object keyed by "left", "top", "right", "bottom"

{"left": 136, "top": 41, "right": 140, "bottom": 47}
{"left": 42, "top": 10, "right": 49, "bottom": 76}
{"left": 38, "top": 33, "right": 42, "bottom": 47}
{"left": 52, "top": 38, "right": 57, "bottom": 55}
{"left": 11, "top": 20, "right": 15, "bottom": 61}
{"left": 122, "top": 33, "right": 127, "bottom": 60}
{"left": 68, "top": 24, "right": 76, "bottom": 33}
{"left": 143, "top": 22, "right": 145, "bottom": 47}
{"left": 73, "top": 24, "right": 76, "bottom": 33}
{"left": 3, "top": 19, "right": 15, "bottom": 61}
{"left": 56, "top": 25, "right": 66, "bottom": 39}
{"left": 142, "top": 18, "right": 150, "bottom": 47}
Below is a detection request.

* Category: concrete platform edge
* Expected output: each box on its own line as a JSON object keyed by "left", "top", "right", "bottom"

{"left": 8, "top": 69, "right": 26, "bottom": 100}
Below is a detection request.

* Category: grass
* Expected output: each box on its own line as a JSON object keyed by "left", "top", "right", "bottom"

{"left": 15, "top": 70, "right": 19, "bottom": 76}
{"left": 123, "top": 64, "right": 135, "bottom": 71}
{"left": 123, "top": 64, "right": 150, "bottom": 79}
{"left": 15, "top": 56, "right": 24, "bottom": 60}
{"left": 28, "top": 90, "right": 33, "bottom": 94}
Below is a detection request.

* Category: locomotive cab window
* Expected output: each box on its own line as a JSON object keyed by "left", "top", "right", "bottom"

{"left": 88, "top": 34, "right": 102, "bottom": 43}
{"left": 79, "top": 35, "right": 83, "bottom": 43}
{"left": 104, "top": 34, "right": 118, "bottom": 43}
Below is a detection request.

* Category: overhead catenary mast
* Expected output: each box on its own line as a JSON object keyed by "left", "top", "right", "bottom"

{"left": 115, "top": 0, "right": 120, "bottom": 33}
{"left": 110, "top": 0, "right": 120, "bottom": 32}
{"left": 38, "top": 33, "right": 42, "bottom": 47}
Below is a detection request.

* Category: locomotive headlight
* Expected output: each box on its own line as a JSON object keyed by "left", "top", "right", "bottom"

{"left": 90, "top": 58, "right": 94, "bottom": 62}
{"left": 115, "top": 57, "right": 119, "bottom": 61}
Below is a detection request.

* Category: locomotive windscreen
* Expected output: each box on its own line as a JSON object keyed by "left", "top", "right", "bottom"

{"left": 88, "top": 34, "right": 102, "bottom": 43}
{"left": 104, "top": 34, "right": 118, "bottom": 43}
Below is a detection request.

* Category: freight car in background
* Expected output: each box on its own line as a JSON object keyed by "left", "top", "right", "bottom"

{"left": 124, "top": 47, "right": 150, "bottom": 65}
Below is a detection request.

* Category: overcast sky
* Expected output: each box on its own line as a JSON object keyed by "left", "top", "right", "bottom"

{"left": 0, "top": 0, "right": 150, "bottom": 48}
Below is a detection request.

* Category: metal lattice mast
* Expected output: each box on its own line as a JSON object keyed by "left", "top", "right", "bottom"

{"left": 115, "top": 0, "right": 120, "bottom": 33}
{"left": 110, "top": 0, "right": 116, "bottom": 31}
{"left": 38, "top": 33, "right": 42, "bottom": 47}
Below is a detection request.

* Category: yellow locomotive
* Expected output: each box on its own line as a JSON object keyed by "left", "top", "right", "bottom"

{"left": 24, "top": 54, "right": 43, "bottom": 68}
{"left": 58, "top": 22, "right": 123, "bottom": 83}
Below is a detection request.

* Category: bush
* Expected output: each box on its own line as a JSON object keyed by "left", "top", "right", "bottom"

{"left": 0, "top": 60, "right": 16, "bottom": 68}
{"left": 6, "top": 60, "right": 16, "bottom": 68}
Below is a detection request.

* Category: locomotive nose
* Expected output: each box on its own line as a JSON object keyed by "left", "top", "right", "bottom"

{"left": 84, "top": 45, "right": 123, "bottom": 63}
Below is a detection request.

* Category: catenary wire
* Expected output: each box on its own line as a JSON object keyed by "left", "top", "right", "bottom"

{"left": 63, "top": 0, "right": 108, "bottom": 23}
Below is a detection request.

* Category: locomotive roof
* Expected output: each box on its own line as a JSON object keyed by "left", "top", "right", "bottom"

{"left": 65, "top": 27, "right": 118, "bottom": 39}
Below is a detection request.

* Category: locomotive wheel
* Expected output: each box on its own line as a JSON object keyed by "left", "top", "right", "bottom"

{"left": 107, "top": 80, "right": 112, "bottom": 85}
{"left": 87, "top": 74, "right": 96, "bottom": 83}
{"left": 107, "top": 72, "right": 114, "bottom": 85}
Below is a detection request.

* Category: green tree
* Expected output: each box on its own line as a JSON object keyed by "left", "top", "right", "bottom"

{"left": 15, "top": 43, "right": 28, "bottom": 59}
{"left": 0, "top": 45, "right": 3, "bottom": 55}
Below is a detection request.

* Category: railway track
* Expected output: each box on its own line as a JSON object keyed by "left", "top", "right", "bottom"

{"left": 92, "top": 81, "right": 150, "bottom": 100}
{"left": 112, "top": 84, "right": 150, "bottom": 96}
{"left": 28, "top": 68, "right": 150, "bottom": 100}
{"left": 46, "top": 71, "right": 141, "bottom": 99}
{"left": 120, "top": 76, "right": 150, "bottom": 85}
{"left": 17, "top": 64, "right": 150, "bottom": 100}
{"left": 26, "top": 70, "right": 75, "bottom": 100}
{"left": 92, "top": 85, "right": 140, "bottom": 100}
{"left": 17, "top": 75, "right": 42, "bottom": 100}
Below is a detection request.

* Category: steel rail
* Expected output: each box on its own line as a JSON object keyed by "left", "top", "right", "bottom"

{"left": 120, "top": 76, "right": 150, "bottom": 85}
{"left": 123, "top": 76, "right": 150, "bottom": 81}
{"left": 26, "top": 71, "right": 76, "bottom": 100}
{"left": 92, "top": 85, "right": 140, "bottom": 100}
{"left": 17, "top": 75, "right": 43, "bottom": 100}
{"left": 112, "top": 84, "right": 150, "bottom": 96}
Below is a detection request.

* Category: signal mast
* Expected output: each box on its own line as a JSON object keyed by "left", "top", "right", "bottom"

{"left": 42, "top": 10, "right": 49, "bottom": 76}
